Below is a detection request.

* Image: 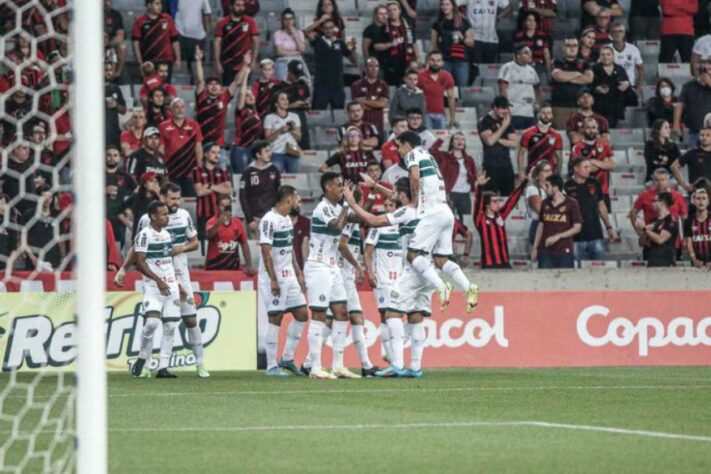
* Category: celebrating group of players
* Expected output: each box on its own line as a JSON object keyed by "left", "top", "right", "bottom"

{"left": 117, "top": 131, "right": 479, "bottom": 379}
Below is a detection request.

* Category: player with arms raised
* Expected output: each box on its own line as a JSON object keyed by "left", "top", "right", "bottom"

{"left": 304, "top": 172, "right": 360, "bottom": 379}
{"left": 259, "top": 185, "right": 309, "bottom": 376}
{"left": 131, "top": 201, "right": 182, "bottom": 379}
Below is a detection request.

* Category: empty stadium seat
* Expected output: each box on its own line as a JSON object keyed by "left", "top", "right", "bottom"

{"left": 610, "top": 195, "right": 632, "bottom": 214}
{"left": 305, "top": 110, "right": 334, "bottom": 127}
{"left": 658, "top": 64, "right": 692, "bottom": 88}
{"left": 460, "top": 86, "right": 496, "bottom": 108}
{"left": 610, "top": 129, "right": 645, "bottom": 147}
{"left": 281, "top": 173, "right": 311, "bottom": 195}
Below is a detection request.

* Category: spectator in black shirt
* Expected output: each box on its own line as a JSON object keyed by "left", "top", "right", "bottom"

{"left": 104, "top": 0, "right": 127, "bottom": 79}
{"left": 581, "top": 0, "right": 623, "bottom": 30}
{"left": 104, "top": 62, "right": 127, "bottom": 148}
{"left": 684, "top": 187, "right": 711, "bottom": 267}
{"left": 477, "top": 96, "right": 518, "bottom": 196}
{"left": 591, "top": 45, "right": 630, "bottom": 128}
{"left": 123, "top": 171, "right": 161, "bottom": 240}
{"left": 550, "top": 37, "right": 593, "bottom": 129}
{"left": 146, "top": 87, "right": 170, "bottom": 128}
{"left": 644, "top": 119, "right": 680, "bottom": 182}
{"left": 646, "top": 78, "right": 677, "bottom": 127}
{"left": 306, "top": 19, "right": 356, "bottom": 110}
{"left": 320, "top": 127, "right": 375, "bottom": 184}
{"left": 363, "top": 5, "right": 388, "bottom": 64}
{"left": 672, "top": 127, "right": 711, "bottom": 193}
{"left": 126, "top": 127, "right": 168, "bottom": 182}
{"left": 0, "top": 194, "right": 19, "bottom": 273}
{"left": 239, "top": 141, "right": 281, "bottom": 235}
{"left": 636, "top": 191, "right": 678, "bottom": 267}
{"left": 673, "top": 64, "right": 711, "bottom": 147}
{"left": 1, "top": 142, "right": 37, "bottom": 217}
{"left": 21, "top": 186, "right": 66, "bottom": 271}
{"left": 106, "top": 176, "right": 132, "bottom": 250}
{"left": 105, "top": 145, "right": 137, "bottom": 196}
{"left": 564, "top": 156, "right": 615, "bottom": 262}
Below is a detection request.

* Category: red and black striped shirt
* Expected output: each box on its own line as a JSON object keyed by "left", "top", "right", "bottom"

{"left": 520, "top": 125, "right": 563, "bottom": 171}
{"left": 251, "top": 78, "right": 282, "bottom": 120}
{"left": 232, "top": 106, "right": 262, "bottom": 147}
{"left": 474, "top": 179, "right": 527, "bottom": 268}
{"left": 684, "top": 215, "right": 711, "bottom": 263}
{"left": 519, "top": 0, "right": 556, "bottom": 38}
{"left": 205, "top": 216, "right": 248, "bottom": 270}
{"left": 325, "top": 149, "right": 375, "bottom": 184}
{"left": 571, "top": 139, "right": 613, "bottom": 196}
{"left": 159, "top": 118, "right": 203, "bottom": 179}
{"left": 191, "top": 166, "right": 231, "bottom": 219}
{"left": 196, "top": 89, "right": 232, "bottom": 147}
{"left": 350, "top": 78, "right": 389, "bottom": 134}
{"left": 215, "top": 15, "right": 259, "bottom": 74}
{"left": 132, "top": 13, "right": 179, "bottom": 63}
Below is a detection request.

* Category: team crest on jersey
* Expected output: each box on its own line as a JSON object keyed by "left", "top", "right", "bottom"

{"left": 272, "top": 298, "right": 279, "bottom": 305}
{"left": 217, "top": 102, "right": 223, "bottom": 110}
{"left": 495, "top": 217, "right": 504, "bottom": 226}
{"left": 549, "top": 137, "right": 555, "bottom": 145}
{"left": 560, "top": 206, "right": 566, "bottom": 212}
{"left": 161, "top": 20, "right": 167, "bottom": 30}
{"left": 319, "top": 295, "right": 326, "bottom": 302}
{"left": 532, "top": 136, "right": 539, "bottom": 143}
{"left": 537, "top": 39, "right": 543, "bottom": 46}
{"left": 597, "top": 146, "right": 603, "bottom": 153}
{"left": 242, "top": 23, "right": 249, "bottom": 32}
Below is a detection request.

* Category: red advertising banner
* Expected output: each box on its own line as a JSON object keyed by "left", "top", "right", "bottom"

{"left": 277, "top": 291, "right": 711, "bottom": 368}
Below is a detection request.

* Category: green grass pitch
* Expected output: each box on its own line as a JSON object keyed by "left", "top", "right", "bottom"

{"left": 4, "top": 367, "right": 711, "bottom": 472}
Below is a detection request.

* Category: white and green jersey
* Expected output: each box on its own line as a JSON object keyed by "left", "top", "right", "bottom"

{"left": 386, "top": 205, "right": 419, "bottom": 255}
{"left": 137, "top": 208, "right": 197, "bottom": 277}
{"left": 365, "top": 224, "right": 403, "bottom": 284}
{"left": 134, "top": 224, "right": 176, "bottom": 287}
{"left": 308, "top": 198, "right": 343, "bottom": 267}
{"left": 259, "top": 209, "right": 295, "bottom": 279}
{"left": 338, "top": 222, "right": 361, "bottom": 280}
{"left": 404, "top": 147, "right": 447, "bottom": 216}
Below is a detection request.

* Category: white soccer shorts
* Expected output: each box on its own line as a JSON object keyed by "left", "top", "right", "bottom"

{"left": 259, "top": 275, "right": 307, "bottom": 316}
{"left": 408, "top": 203, "right": 454, "bottom": 257}
{"left": 304, "top": 261, "right": 347, "bottom": 311}
{"left": 374, "top": 283, "right": 395, "bottom": 311}
{"left": 142, "top": 283, "right": 181, "bottom": 322}
{"left": 388, "top": 265, "right": 433, "bottom": 316}
{"left": 343, "top": 276, "right": 362, "bottom": 313}
{"left": 176, "top": 271, "right": 197, "bottom": 316}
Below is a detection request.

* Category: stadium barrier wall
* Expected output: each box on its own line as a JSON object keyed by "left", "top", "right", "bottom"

{"left": 277, "top": 290, "right": 711, "bottom": 368}
{"left": 1, "top": 292, "right": 257, "bottom": 372}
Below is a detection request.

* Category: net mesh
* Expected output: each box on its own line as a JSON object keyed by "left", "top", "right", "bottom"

{"left": 1, "top": 0, "right": 77, "bottom": 472}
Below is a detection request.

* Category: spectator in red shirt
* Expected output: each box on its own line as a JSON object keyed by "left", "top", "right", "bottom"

{"left": 231, "top": 63, "right": 261, "bottom": 173}
{"left": 205, "top": 194, "right": 255, "bottom": 272}
{"left": 159, "top": 98, "right": 204, "bottom": 197}
{"left": 221, "top": 0, "right": 260, "bottom": 17}
{"left": 132, "top": 0, "right": 181, "bottom": 80}
{"left": 429, "top": 132, "right": 477, "bottom": 220}
{"left": 120, "top": 108, "right": 147, "bottom": 158}
{"left": 532, "top": 174, "right": 582, "bottom": 268}
{"left": 351, "top": 58, "right": 390, "bottom": 136}
{"left": 630, "top": 168, "right": 688, "bottom": 226}
{"left": 381, "top": 116, "right": 409, "bottom": 169}
{"left": 359, "top": 161, "right": 393, "bottom": 214}
{"left": 320, "top": 127, "right": 376, "bottom": 184}
{"left": 417, "top": 50, "right": 458, "bottom": 130}
{"left": 192, "top": 143, "right": 233, "bottom": 241}
{"left": 518, "top": 104, "right": 564, "bottom": 177}
{"left": 570, "top": 116, "right": 616, "bottom": 210}
{"left": 195, "top": 47, "right": 240, "bottom": 169}
{"left": 139, "top": 62, "right": 177, "bottom": 105}
{"left": 215, "top": 0, "right": 260, "bottom": 86}
{"left": 659, "top": 0, "right": 698, "bottom": 63}
{"left": 565, "top": 88, "right": 611, "bottom": 146}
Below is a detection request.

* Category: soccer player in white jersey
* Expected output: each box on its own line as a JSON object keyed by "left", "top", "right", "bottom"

{"left": 397, "top": 131, "right": 479, "bottom": 313}
{"left": 344, "top": 177, "right": 429, "bottom": 377}
{"left": 304, "top": 172, "right": 360, "bottom": 379}
{"left": 259, "top": 185, "right": 309, "bottom": 377}
{"left": 131, "top": 201, "right": 182, "bottom": 379}
{"left": 116, "top": 182, "right": 209, "bottom": 378}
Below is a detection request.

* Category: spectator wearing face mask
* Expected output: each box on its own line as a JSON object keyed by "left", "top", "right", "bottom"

{"left": 646, "top": 78, "right": 677, "bottom": 127}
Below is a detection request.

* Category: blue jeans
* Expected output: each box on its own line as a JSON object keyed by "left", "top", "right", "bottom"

{"left": 271, "top": 152, "right": 300, "bottom": 173}
{"left": 538, "top": 252, "right": 575, "bottom": 269}
{"left": 230, "top": 146, "right": 251, "bottom": 173}
{"left": 444, "top": 61, "right": 469, "bottom": 88}
{"left": 425, "top": 113, "right": 447, "bottom": 130}
{"left": 574, "top": 239, "right": 607, "bottom": 262}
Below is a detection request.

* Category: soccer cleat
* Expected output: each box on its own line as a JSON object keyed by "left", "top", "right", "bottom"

{"left": 138, "top": 368, "right": 152, "bottom": 378}
{"left": 155, "top": 368, "right": 177, "bottom": 378}
{"left": 382, "top": 354, "right": 390, "bottom": 364}
{"left": 196, "top": 366, "right": 211, "bottom": 378}
{"left": 131, "top": 358, "right": 146, "bottom": 378}
{"left": 279, "top": 358, "right": 304, "bottom": 376}
{"left": 333, "top": 368, "right": 361, "bottom": 379}
{"left": 265, "top": 366, "right": 290, "bottom": 377}
{"left": 403, "top": 368, "right": 424, "bottom": 378}
{"left": 374, "top": 366, "right": 406, "bottom": 378}
{"left": 300, "top": 364, "right": 312, "bottom": 376}
{"left": 466, "top": 283, "right": 480, "bottom": 313}
{"left": 361, "top": 365, "right": 381, "bottom": 377}
{"left": 439, "top": 282, "right": 453, "bottom": 311}
{"left": 309, "top": 368, "right": 337, "bottom": 380}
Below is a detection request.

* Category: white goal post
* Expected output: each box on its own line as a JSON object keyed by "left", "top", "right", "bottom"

{"left": 73, "top": 0, "right": 107, "bottom": 472}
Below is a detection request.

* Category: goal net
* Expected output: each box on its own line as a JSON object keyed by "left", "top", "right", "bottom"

{"left": 0, "top": 0, "right": 106, "bottom": 472}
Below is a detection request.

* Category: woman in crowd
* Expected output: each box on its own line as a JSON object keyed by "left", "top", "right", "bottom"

{"left": 264, "top": 91, "right": 302, "bottom": 173}
{"left": 320, "top": 126, "right": 375, "bottom": 183}
{"left": 430, "top": 0, "right": 474, "bottom": 87}
{"left": 513, "top": 11, "right": 551, "bottom": 71}
{"left": 145, "top": 88, "right": 170, "bottom": 128}
{"left": 306, "top": 0, "right": 345, "bottom": 39}
{"left": 646, "top": 77, "right": 677, "bottom": 126}
{"left": 363, "top": 5, "right": 388, "bottom": 63}
{"left": 644, "top": 119, "right": 680, "bottom": 182}
{"left": 273, "top": 8, "right": 309, "bottom": 82}
{"left": 525, "top": 160, "right": 553, "bottom": 245}
{"left": 579, "top": 28, "right": 598, "bottom": 63}
{"left": 429, "top": 131, "right": 477, "bottom": 221}
{"left": 592, "top": 45, "right": 630, "bottom": 128}
{"left": 376, "top": 1, "right": 420, "bottom": 86}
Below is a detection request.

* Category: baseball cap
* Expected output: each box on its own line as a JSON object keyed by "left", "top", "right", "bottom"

{"left": 140, "top": 171, "right": 157, "bottom": 184}
{"left": 143, "top": 127, "right": 160, "bottom": 139}
{"left": 576, "top": 88, "right": 593, "bottom": 100}
{"left": 288, "top": 60, "right": 306, "bottom": 78}
{"left": 492, "top": 96, "right": 511, "bottom": 108}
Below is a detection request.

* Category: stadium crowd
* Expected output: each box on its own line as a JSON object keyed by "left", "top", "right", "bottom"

{"left": 1, "top": 0, "right": 711, "bottom": 274}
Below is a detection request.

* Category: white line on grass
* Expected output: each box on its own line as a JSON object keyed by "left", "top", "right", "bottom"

{"left": 108, "top": 384, "right": 711, "bottom": 398}
{"left": 106, "top": 420, "right": 711, "bottom": 443}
